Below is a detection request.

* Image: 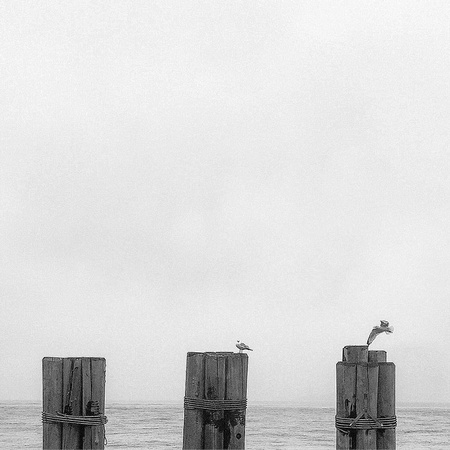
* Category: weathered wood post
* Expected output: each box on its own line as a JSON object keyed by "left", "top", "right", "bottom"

{"left": 42, "top": 357, "right": 107, "bottom": 449}
{"left": 183, "top": 352, "right": 248, "bottom": 449}
{"left": 336, "top": 346, "right": 396, "bottom": 450}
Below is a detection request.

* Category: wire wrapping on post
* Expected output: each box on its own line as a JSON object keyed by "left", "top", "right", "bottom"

{"left": 184, "top": 397, "right": 247, "bottom": 411}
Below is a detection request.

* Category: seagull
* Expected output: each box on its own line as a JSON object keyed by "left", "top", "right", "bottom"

{"left": 367, "top": 320, "right": 394, "bottom": 346}
{"left": 236, "top": 341, "right": 253, "bottom": 353}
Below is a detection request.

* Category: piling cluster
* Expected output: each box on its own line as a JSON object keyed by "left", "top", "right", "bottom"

{"left": 42, "top": 357, "right": 106, "bottom": 450}
{"left": 41, "top": 346, "right": 395, "bottom": 449}
{"left": 183, "top": 352, "right": 248, "bottom": 450}
{"left": 336, "top": 346, "right": 396, "bottom": 450}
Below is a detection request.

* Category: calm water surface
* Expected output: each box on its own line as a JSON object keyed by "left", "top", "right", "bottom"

{"left": 1, "top": 401, "right": 449, "bottom": 449}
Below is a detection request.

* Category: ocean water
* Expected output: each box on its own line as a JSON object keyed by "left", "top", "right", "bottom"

{"left": 1, "top": 401, "right": 449, "bottom": 449}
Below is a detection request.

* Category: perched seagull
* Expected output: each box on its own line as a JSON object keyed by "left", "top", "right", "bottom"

{"left": 236, "top": 341, "right": 253, "bottom": 353}
{"left": 367, "top": 320, "right": 394, "bottom": 346}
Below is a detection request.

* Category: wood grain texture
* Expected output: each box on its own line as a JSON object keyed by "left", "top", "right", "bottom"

{"left": 355, "top": 362, "right": 369, "bottom": 449}
{"left": 82, "top": 358, "right": 93, "bottom": 449}
{"left": 336, "top": 347, "right": 395, "bottom": 450}
{"left": 182, "top": 352, "right": 249, "bottom": 449}
{"left": 43, "top": 357, "right": 63, "bottom": 449}
{"left": 366, "top": 363, "right": 379, "bottom": 449}
{"left": 226, "top": 353, "right": 248, "bottom": 450}
{"left": 336, "top": 362, "right": 356, "bottom": 450}
{"left": 43, "top": 357, "right": 106, "bottom": 450}
{"left": 89, "top": 358, "right": 106, "bottom": 449}
{"left": 62, "top": 358, "right": 83, "bottom": 449}
{"left": 183, "top": 352, "right": 205, "bottom": 450}
{"left": 204, "top": 353, "right": 226, "bottom": 449}
{"left": 368, "top": 351, "right": 387, "bottom": 363}
{"left": 377, "top": 362, "right": 396, "bottom": 450}
{"left": 343, "top": 346, "right": 368, "bottom": 363}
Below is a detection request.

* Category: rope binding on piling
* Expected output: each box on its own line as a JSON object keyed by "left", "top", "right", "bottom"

{"left": 184, "top": 397, "right": 247, "bottom": 411}
{"left": 42, "top": 411, "right": 108, "bottom": 426}
{"left": 42, "top": 412, "right": 108, "bottom": 446}
{"left": 42, "top": 399, "right": 107, "bottom": 426}
{"left": 335, "top": 412, "right": 397, "bottom": 432}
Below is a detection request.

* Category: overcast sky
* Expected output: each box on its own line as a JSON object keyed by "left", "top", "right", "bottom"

{"left": 1, "top": 1, "right": 450, "bottom": 406}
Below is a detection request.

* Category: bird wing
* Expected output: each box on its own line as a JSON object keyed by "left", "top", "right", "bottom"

{"left": 240, "top": 342, "right": 253, "bottom": 350}
{"left": 236, "top": 341, "right": 253, "bottom": 351}
{"left": 367, "top": 327, "right": 380, "bottom": 345}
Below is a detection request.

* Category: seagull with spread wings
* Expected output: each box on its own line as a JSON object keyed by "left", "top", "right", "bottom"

{"left": 367, "top": 320, "right": 394, "bottom": 346}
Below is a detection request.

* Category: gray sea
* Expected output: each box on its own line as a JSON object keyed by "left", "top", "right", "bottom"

{"left": 1, "top": 401, "right": 449, "bottom": 449}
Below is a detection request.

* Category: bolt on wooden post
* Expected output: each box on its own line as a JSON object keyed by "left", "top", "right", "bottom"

{"left": 42, "top": 357, "right": 106, "bottom": 450}
{"left": 336, "top": 346, "right": 396, "bottom": 450}
{"left": 183, "top": 352, "right": 248, "bottom": 449}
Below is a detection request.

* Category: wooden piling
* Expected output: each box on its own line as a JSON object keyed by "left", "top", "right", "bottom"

{"left": 183, "top": 352, "right": 248, "bottom": 449}
{"left": 183, "top": 353, "right": 205, "bottom": 450}
{"left": 43, "top": 357, "right": 106, "bottom": 450}
{"left": 336, "top": 346, "right": 396, "bottom": 450}
{"left": 377, "top": 362, "right": 395, "bottom": 450}
{"left": 43, "top": 358, "right": 64, "bottom": 449}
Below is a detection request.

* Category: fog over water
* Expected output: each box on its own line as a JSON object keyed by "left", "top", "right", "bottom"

{"left": 1, "top": 1, "right": 450, "bottom": 405}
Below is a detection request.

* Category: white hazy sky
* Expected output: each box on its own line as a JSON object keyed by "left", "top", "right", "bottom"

{"left": 1, "top": 1, "right": 450, "bottom": 406}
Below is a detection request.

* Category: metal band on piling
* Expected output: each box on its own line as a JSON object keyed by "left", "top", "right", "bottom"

{"left": 184, "top": 397, "right": 247, "bottom": 411}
